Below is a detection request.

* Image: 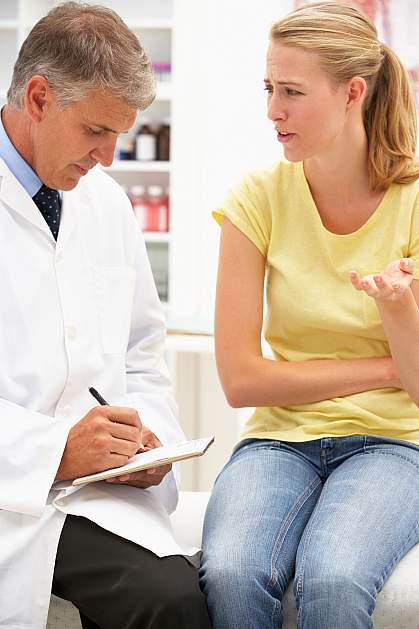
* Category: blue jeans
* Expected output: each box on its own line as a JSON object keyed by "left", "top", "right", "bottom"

{"left": 200, "top": 436, "right": 419, "bottom": 628}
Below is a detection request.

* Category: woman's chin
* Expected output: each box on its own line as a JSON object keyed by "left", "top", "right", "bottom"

{"left": 282, "top": 148, "right": 304, "bottom": 163}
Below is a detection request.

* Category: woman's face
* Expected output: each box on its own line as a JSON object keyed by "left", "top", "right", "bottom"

{"left": 265, "top": 42, "right": 350, "bottom": 162}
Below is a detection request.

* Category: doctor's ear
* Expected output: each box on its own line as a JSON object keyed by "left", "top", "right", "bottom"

{"left": 24, "top": 75, "right": 54, "bottom": 123}
{"left": 345, "top": 76, "right": 367, "bottom": 111}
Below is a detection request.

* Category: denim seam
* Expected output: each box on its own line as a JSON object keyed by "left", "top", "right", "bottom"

{"left": 268, "top": 476, "right": 322, "bottom": 627}
{"left": 228, "top": 442, "right": 280, "bottom": 466}
{"left": 294, "top": 481, "right": 328, "bottom": 627}
{"left": 269, "top": 591, "right": 282, "bottom": 628}
{"left": 363, "top": 448, "right": 419, "bottom": 472}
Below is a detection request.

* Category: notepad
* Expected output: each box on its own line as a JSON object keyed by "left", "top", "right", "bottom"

{"left": 72, "top": 436, "right": 215, "bottom": 486}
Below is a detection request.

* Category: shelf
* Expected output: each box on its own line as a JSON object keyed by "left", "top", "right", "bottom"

{"left": 144, "top": 232, "right": 171, "bottom": 244}
{"left": 104, "top": 160, "right": 171, "bottom": 173}
{"left": 125, "top": 19, "right": 173, "bottom": 30}
{"left": 0, "top": 20, "right": 18, "bottom": 29}
{"left": 166, "top": 316, "right": 214, "bottom": 336}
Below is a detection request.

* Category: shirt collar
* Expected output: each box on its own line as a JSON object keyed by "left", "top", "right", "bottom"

{"left": 0, "top": 107, "right": 44, "bottom": 198}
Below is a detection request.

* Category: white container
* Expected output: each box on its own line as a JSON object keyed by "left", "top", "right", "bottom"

{"left": 135, "top": 119, "right": 156, "bottom": 161}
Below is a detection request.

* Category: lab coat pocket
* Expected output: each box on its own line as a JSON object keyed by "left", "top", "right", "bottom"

{"left": 93, "top": 266, "right": 136, "bottom": 354}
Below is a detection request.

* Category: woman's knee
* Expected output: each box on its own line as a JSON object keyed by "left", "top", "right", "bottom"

{"left": 294, "top": 564, "right": 375, "bottom": 619}
{"left": 201, "top": 550, "right": 275, "bottom": 601}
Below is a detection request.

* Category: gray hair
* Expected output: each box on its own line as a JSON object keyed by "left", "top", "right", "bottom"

{"left": 7, "top": 1, "right": 155, "bottom": 110}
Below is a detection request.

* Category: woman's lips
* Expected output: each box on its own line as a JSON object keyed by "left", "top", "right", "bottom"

{"left": 276, "top": 132, "right": 296, "bottom": 143}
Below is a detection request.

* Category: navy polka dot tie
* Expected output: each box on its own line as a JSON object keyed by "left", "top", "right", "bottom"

{"left": 32, "top": 184, "right": 61, "bottom": 240}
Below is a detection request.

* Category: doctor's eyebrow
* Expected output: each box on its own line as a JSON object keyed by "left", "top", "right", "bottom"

{"left": 85, "top": 122, "right": 132, "bottom": 134}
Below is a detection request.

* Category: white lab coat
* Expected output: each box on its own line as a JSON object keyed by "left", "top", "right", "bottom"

{"left": 0, "top": 158, "right": 192, "bottom": 629}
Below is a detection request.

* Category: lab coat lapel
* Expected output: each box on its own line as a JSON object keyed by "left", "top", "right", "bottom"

{"left": 0, "top": 161, "right": 54, "bottom": 240}
{"left": 56, "top": 187, "right": 78, "bottom": 254}
{"left": 57, "top": 172, "right": 99, "bottom": 253}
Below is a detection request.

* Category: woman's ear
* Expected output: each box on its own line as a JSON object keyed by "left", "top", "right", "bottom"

{"left": 346, "top": 76, "right": 367, "bottom": 111}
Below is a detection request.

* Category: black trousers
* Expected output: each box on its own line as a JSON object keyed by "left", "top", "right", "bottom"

{"left": 52, "top": 514, "right": 211, "bottom": 629}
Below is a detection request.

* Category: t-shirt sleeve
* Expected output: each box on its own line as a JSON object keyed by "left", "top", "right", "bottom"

{"left": 410, "top": 193, "right": 419, "bottom": 280}
{"left": 213, "top": 172, "right": 271, "bottom": 257}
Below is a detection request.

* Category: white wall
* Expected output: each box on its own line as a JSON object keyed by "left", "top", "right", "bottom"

{"left": 198, "top": 1, "right": 294, "bottom": 319}
{"left": 169, "top": 1, "right": 294, "bottom": 489}
{"left": 170, "top": 0, "right": 293, "bottom": 321}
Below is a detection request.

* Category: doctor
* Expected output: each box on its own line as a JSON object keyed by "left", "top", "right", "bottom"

{"left": 0, "top": 3, "right": 211, "bottom": 629}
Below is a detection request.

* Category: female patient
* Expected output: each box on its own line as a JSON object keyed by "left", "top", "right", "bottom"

{"left": 200, "top": 2, "right": 419, "bottom": 628}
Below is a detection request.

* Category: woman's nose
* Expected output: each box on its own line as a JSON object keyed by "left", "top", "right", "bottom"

{"left": 267, "top": 96, "right": 287, "bottom": 122}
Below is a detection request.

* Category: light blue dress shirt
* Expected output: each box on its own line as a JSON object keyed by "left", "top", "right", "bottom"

{"left": 0, "top": 108, "right": 43, "bottom": 197}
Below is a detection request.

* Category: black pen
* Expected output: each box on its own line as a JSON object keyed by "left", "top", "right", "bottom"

{"left": 89, "top": 386, "right": 108, "bottom": 406}
{"left": 88, "top": 387, "right": 144, "bottom": 449}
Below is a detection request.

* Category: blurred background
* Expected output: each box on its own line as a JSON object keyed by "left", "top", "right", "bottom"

{"left": 1, "top": 0, "right": 418, "bottom": 490}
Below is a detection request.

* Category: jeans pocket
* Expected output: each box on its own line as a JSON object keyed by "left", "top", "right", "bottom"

{"left": 231, "top": 438, "right": 280, "bottom": 460}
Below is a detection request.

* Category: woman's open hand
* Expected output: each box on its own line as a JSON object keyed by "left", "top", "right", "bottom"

{"left": 349, "top": 258, "right": 415, "bottom": 302}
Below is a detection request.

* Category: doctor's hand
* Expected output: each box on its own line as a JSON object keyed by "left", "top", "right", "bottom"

{"left": 104, "top": 425, "right": 172, "bottom": 488}
{"left": 55, "top": 405, "right": 143, "bottom": 481}
{"left": 349, "top": 258, "right": 415, "bottom": 302}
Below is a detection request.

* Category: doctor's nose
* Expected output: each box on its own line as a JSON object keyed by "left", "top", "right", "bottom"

{"left": 90, "top": 136, "right": 118, "bottom": 167}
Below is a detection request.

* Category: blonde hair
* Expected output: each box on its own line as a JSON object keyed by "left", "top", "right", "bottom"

{"left": 8, "top": 1, "right": 155, "bottom": 111}
{"left": 270, "top": 1, "right": 419, "bottom": 189}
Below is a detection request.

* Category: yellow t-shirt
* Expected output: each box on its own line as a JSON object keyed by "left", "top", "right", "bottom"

{"left": 214, "top": 160, "right": 419, "bottom": 444}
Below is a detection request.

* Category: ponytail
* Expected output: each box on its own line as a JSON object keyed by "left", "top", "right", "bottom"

{"left": 364, "top": 44, "right": 419, "bottom": 189}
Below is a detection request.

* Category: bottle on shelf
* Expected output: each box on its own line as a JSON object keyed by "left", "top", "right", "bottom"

{"left": 157, "top": 118, "right": 170, "bottom": 161}
{"left": 146, "top": 184, "right": 169, "bottom": 232}
{"left": 135, "top": 118, "right": 157, "bottom": 162}
{"left": 152, "top": 62, "right": 172, "bottom": 83}
{"left": 162, "top": 62, "right": 172, "bottom": 82}
{"left": 165, "top": 185, "right": 170, "bottom": 231}
{"left": 116, "top": 136, "right": 135, "bottom": 160}
{"left": 130, "top": 184, "right": 148, "bottom": 230}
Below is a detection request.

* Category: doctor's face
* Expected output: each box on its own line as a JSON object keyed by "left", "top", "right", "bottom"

{"left": 30, "top": 86, "right": 137, "bottom": 190}
{"left": 265, "top": 42, "right": 349, "bottom": 162}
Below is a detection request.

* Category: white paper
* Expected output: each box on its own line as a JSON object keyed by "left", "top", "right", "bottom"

{"left": 71, "top": 436, "right": 214, "bottom": 486}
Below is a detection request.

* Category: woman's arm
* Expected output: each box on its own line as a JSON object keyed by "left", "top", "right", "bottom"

{"left": 350, "top": 260, "right": 419, "bottom": 407}
{"left": 216, "top": 218, "right": 398, "bottom": 408}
